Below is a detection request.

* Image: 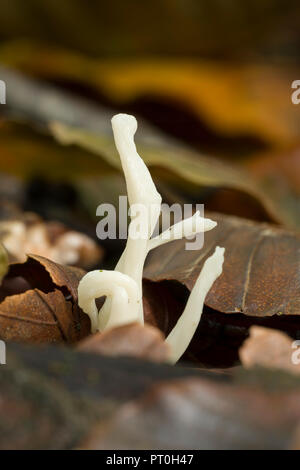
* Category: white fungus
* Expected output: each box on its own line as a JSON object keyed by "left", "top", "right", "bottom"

{"left": 78, "top": 114, "right": 225, "bottom": 363}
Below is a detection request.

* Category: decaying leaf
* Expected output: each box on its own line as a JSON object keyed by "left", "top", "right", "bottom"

{"left": 239, "top": 326, "right": 300, "bottom": 375}
{"left": 4, "top": 343, "right": 300, "bottom": 450}
{"left": 0, "top": 342, "right": 202, "bottom": 449}
{"left": 290, "top": 425, "right": 300, "bottom": 450}
{"left": 81, "top": 376, "right": 300, "bottom": 450}
{"left": 0, "top": 216, "right": 103, "bottom": 269}
{"left": 144, "top": 212, "right": 300, "bottom": 318}
{"left": 0, "top": 254, "right": 90, "bottom": 344}
{"left": 78, "top": 323, "right": 169, "bottom": 363}
{"left": 142, "top": 213, "right": 300, "bottom": 366}
{"left": 0, "top": 361, "right": 99, "bottom": 450}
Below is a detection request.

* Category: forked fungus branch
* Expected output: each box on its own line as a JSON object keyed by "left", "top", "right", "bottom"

{"left": 78, "top": 114, "right": 225, "bottom": 363}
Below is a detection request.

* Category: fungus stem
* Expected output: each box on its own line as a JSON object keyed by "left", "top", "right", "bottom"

{"left": 147, "top": 211, "right": 217, "bottom": 252}
{"left": 166, "top": 247, "right": 225, "bottom": 364}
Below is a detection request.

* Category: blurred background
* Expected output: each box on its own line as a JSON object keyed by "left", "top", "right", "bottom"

{"left": 0, "top": 0, "right": 299, "bottom": 268}
{"left": 0, "top": 0, "right": 300, "bottom": 60}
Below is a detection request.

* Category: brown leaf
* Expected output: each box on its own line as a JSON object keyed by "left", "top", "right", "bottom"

{"left": 78, "top": 323, "right": 169, "bottom": 363}
{"left": 239, "top": 326, "right": 300, "bottom": 375}
{"left": 143, "top": 213, "right": 300, "bottom": 366}
{"left": 0, "top": 254, "right": 90, "bottom": 344}
{"left": 142, "top": 280, "right": 184, "bottom": 334}
{"left": 144, "top": 212, "right": 300, "bottom": 318}
{"left": 0, "top": 216, "right": 103, "bottom": 269}
{"left": 0, "top": 352, "right": 102, "bottom": 450}
{"left": 81, "top": 376, "right": 300, "bottom": 450}
{"left": 290, "top": 425, "right": 300, "bottom": 450}
{"left": 4, "top": 343, "right": 300, "bottom": 449}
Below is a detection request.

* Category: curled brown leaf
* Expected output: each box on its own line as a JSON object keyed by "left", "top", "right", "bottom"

{"left": 0, "top": 254, "right": 91, "bottom": 344}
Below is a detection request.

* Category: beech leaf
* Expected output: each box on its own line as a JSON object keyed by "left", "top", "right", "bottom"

{"left": 0, "top": 254, "right": 91, "bottom": 344}
{"left": 3, "top": 343, "right": 300, "bottom": 449}
{"left": 144, "top": 212, "right": 300, "bottom": 318}
{"left": 81, "top": 375, "right": 300, "bottom": 450}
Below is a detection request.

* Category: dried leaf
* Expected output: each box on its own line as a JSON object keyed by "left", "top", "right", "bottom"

{"left": 81, "top": 376, "right": 300, "bottom": 450}
{"left": 0, "top": 341, "right": 202, "bottom": 449}
{"left": 142, "top": 213, "right": 300, "bottom": 367}
{"left": 78, "top": 323, "right": 169, "bottom": 363}
{"left": 0, "top": 254, "right": 90, "bottom": 344}
{"left": 0, "top": 363, "right": 98, "bottom": 450}
{"left": 239, "top": 326, "right": 300, "bottom": 375}
{"left": 290, "top": 425, "right": 300, "bottom": 450}
{"left": 144, "top": 212, "right": 300, "bottom": 318}
{"left": 4, "top": 343, "right": 300, "bottom": 449}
